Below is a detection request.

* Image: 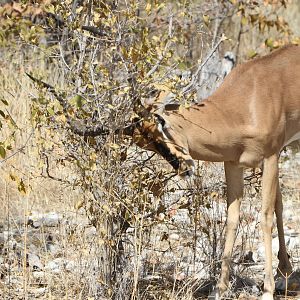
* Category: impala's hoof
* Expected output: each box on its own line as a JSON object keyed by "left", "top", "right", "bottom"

{"left": 261, "top": 292, "right": 274, "bottom": 300}
{"left": 208, "top": 288, "right": 221, "bottom": 300}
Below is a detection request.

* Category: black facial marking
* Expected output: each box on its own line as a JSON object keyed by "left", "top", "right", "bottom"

{"left": 155, "top": 114, "right": 166, "bottom": 127}
{"left": 154, "top": 141, "right": 180, "bottom": 170}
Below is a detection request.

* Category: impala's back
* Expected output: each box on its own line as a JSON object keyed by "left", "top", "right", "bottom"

{"left": 212, "top": 44, "right": 300, "bottom": 153}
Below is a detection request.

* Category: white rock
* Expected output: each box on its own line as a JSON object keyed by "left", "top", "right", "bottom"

{"left": 32, "top": 271, "right": 46, "bottom": 279}
{"left": 65, "top": 260, "right": 75, "bottom": 271}
{"left": 27, "top": 253, "right": 43, "bottom": 270}
{"left": 28, "top": 212, "right": 62, "bottom": 228}
{"left": 169, "top": 233, "right": 180, "bottom": 241}
{"left": 32, "top": 287, "right": 47, "bottom": 295}
{"left": 45, "top": 260, "right": 60, "bottom": 272}
{"left": 46, "top": 243, "right": 60, "bottom": 255}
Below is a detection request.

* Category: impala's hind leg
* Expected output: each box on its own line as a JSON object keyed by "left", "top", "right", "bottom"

{"left": 275, "top": 181, "right": 292, "bottom": 277}
{"left": 261, "top": 154, "right": 280, "bottom": 300}
{"left": 210, "top": 162, "right": 243, "bottom": 299}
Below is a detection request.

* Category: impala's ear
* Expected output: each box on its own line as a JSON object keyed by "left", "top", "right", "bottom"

{"left": 143, "top": 90, "right": 166, "bottom": 113}
{"left": 142, "top": 85, "right": 173, "bottom": 112}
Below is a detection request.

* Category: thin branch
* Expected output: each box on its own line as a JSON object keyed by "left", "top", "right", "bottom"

{"left": 82, "top": 25, "right": 108, "bottom": 37}
{"left": 42, "top": 152, "right": 71, "bottom": 184}
{"left": 182, "top": 34, "right": 227, "bottom": 95}
{"left": 26, "top": 73, "right": 110, "bottom": 137}
{"left": 145, "top": 15, "right": 174, "bottom": 78}
{"left": 0, "top": 130, "right": 34, "bottom": 165}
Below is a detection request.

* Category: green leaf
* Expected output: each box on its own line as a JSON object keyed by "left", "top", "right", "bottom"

{"left": 247, "top": 49, "right": 257, "bottom": 59}
{"left": 69, "top": 95, "right": 86, "bottom": 109}
{"left": 47, "top": 107, "right": 55, "bottom": 116}
{"left": 265, "top": 38, "right": 274, "bottom": 49}
{"left": 0, "top": 145, "right": 6, "bottom": 158}
{"left": 241, "top": 16, "right": 248, "bottom": 26}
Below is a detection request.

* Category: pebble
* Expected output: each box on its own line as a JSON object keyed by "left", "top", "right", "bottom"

{"left": 27, "top": 253, "right": 43, "bottom": 270}
{"left": 44, "top": 260, "right": 60, "bottom": 272}
{"left": 32, "top": 271, "right": 46, "bottom": 279}
{"left": 169, "top": 233, "right": 180, "bottom": 241}
{"left": 46, "top": 243, "right": 60, "bottom": 255}
{"left": 28, "top": 212, "right": 62, "bottom": 228}
{"left": 32, "top": 287, "right": 47, "bottom": 296}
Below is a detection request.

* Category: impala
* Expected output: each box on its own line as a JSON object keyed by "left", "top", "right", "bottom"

{"left": 132, "top": 45, "right": 300, "bottom": 300}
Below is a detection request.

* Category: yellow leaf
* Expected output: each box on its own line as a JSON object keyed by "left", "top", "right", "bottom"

{"left": 102, "top": 204, "right": 110, "bottom": 212}
{"left": 292, "top": 37, "right": 300, "bottom": 45}
{"left": 107, "top": 104, "right": 115, "bottom": 109}
{"left": 45, "top": 4, "right": 55, "bottom": 14}
{"left": 47, "top": 107, "right": 54, "bottom": 116}
{"left": 156, "top": 3, "right": 165, "bottom": 10}
{"left": 10, "top": 173, "right": 17, "bottom": 181}
{"left": 265, "top": 38, "right": 274, "bottom": 48}
{"left": 145, "top": 2, "right": 152, "bottom": 15}
{"left": 130, "top": 48, "right": 139, "bottom": 64}
{"left": 75, "top": 200, "right": 84, "bottom": 210}
{"left": 109, "top": 143, "right": 120, "bottom": 150}
{"left": 203, "top": 14, "right": 210, "bottom": 26}
{"left": 247, "top": 49, "right": 257, "bottom": 59}
{"left": 18, "top": 180, "right": 27, "bottom": 195}
{"left": 241, "top": 16, "right": 248, "bottom": 26}
{"left": 76, "top": 7, "right": 83, "bottom": 13}
{"left": 0, "top": 145, "right": 6, "bottom": 158}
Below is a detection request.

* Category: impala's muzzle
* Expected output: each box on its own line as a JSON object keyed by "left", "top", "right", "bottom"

{"left": 154, "top": 141, "right": 180, "bottom": 170}
{"left": 154, "top": 141, "right": 195, "bottom": 177}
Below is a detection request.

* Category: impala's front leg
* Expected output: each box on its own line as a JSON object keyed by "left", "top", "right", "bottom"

{"left": 261, "top": 154, "right": 279, "bottom": 300}
{"left": 275, "top": 181, "right": 292, "bottom": 277}
{"left": 210, "top": 162, "right": 244, "bottom": 299}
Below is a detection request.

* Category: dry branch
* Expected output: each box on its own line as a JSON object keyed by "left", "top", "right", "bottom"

{"left": 26, "top": 73, "right": 110, "bottom": 137}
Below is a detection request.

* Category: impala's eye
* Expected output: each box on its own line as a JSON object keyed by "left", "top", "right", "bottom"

{"left": 149, "top": 89, "right": 159, "bottom": 97}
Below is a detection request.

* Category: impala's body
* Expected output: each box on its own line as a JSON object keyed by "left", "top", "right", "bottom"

{"left": 133, "top": 45, "right": 300, "bottom": 300}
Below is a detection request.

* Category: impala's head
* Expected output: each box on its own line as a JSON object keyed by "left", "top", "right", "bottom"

{"left": 132, "top": 101, "right": 195, "bottom": 177}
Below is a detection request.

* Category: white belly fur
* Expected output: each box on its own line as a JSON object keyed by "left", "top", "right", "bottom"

{"left": 284, "top": 131, "right": 300, "bottom": 146}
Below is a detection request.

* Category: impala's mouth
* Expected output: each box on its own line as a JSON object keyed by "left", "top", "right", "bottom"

{"left": 178, "top": 159, "right": 195, "bottom": 178}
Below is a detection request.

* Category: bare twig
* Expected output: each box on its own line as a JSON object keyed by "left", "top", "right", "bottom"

{"left": 0, "top": 130, "right": 34, "bottom": 165}
{"left": 182, "top": 34, "right": 227, "bottom": 95}
{"left": 145, "top": 15, "right": 174, "bottom": 78}
{"left": 26, "top": 73, "right": 110, "bottom": 137}
{"left": 42, "top": 152, "right": 71, "bottom": 184}
{"left": 82, "top": 25, "right": 108, "bottom": 37}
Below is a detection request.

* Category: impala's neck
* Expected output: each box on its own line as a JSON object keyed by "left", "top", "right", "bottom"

{"left": 164, "top": 97, "right": 245, "bottom": 162}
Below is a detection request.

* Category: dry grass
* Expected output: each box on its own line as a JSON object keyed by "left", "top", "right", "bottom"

{"left": 0, "top": 44, "right": 299, "bottom": 300}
